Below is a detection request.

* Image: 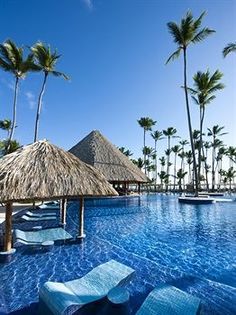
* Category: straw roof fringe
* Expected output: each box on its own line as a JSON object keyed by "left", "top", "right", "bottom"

{"left": 69, "top": 130, "right": 149, "bottom": 183}
{"left": 0, "top": 140, "right": 118, "bottom": 203}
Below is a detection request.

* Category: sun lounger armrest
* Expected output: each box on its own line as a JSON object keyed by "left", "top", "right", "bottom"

{"left": 39, "top": 281, "right": 82, "bottom": 315}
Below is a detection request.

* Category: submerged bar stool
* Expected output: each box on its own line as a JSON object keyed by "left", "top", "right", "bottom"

{"left": 101, "top": 287, "right": 130, "bottom": 315}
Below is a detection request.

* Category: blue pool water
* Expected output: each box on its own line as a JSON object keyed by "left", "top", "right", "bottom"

{"left": 0, "top": 194, "right": 235, "bottom": 314}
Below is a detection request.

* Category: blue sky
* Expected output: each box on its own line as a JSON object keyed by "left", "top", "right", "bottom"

{"left": 0, "top": 0, "right": 235, "bottom": 159}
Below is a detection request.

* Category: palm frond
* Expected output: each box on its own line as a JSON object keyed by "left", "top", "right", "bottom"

{"left": 223, "top": 42, "right": 236, "bottom": 57}
{"left": 51, "top": 71, "right": 69, "bottom": 80}
{"left": 165, "top": 47, "right": 182, "bottom": 64}
{"left": 192, "top": 28, "right": 215, "bottom": 44}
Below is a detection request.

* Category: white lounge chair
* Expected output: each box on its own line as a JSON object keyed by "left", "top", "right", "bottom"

{"left": 39, "top": 260, "right": 135, "bottom": 315}
{"left": 15, "top": 228, "right": 73, "bottom": 245}
{"left": 136, "top": 283, "right": 201, "bottom": 315}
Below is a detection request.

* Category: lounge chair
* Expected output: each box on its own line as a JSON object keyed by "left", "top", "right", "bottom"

{"left": 25, "top": 210, "right": 57, "bottom": 217}
{"left": 21, "top": 215, "right": 56, "bottom": 221}
{"left": 39, "top": 260, "right": 135, "bottom": 315}
{"left": 15, "top": 228, "right": 73, "bottom": 245}
{"left": 136, "top": 283, "right": 201, "bottom": 315}
{"left": 39, "top": 201, "right": 60, "bottom": 209}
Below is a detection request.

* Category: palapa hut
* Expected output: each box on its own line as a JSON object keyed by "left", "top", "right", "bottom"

{"left": 0, "top": 140, "right": 117, "bottom": 253}
{"left": 69, "top": 130, "right": 149, "bottom": 193}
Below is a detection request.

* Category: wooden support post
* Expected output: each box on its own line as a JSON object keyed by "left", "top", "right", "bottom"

{"left": 78, "top": 197, "right": 86, "bottom": 239}
{"left": 4, "top": 202, "right": 13, "bottom": 252}
{"left": 61, "top": 199, "right": 67, "bottom": 225}
{"left": 138, "top": 183, "right": 141, "bottom": 194}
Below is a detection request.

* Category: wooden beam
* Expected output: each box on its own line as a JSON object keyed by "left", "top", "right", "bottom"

{"left": 78, "top": 197, "right": 86, "bottom": 238}
{"left": 60, "top": 199, "right": 67, "bottom": 225}
{"left": 4, "top": 202, "right": 13, "bottom": 252}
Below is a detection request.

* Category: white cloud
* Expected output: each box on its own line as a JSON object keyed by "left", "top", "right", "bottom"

{"left": 82, "top": 0, "right": 93, "bottom": 10}
{"left": 25, "top": 91, "right": 36, "bottom": 110}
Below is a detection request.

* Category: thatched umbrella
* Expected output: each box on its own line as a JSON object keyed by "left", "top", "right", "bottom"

{"left": 69, "top": 130, "right": 149, "bottom": 193}
{"left": 0, "top": 140, "right": 118, "bottom": 252}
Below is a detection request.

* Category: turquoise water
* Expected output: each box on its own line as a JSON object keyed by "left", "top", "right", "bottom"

{"left": 0, "top": 194, "right": 235, "bottom": 314}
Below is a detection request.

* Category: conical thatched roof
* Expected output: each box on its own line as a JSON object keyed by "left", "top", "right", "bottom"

{"left": 69, "top": 130, "right": 149, "bottom": 183}
{"left": 0, "top": 140, "right": 118, "bottom": 203}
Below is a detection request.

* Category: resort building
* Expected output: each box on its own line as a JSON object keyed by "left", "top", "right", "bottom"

{"left": 69, "top": 130, "right": 149, "bottom": 193}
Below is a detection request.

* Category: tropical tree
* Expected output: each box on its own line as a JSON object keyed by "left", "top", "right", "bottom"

{"left": 119, "top": 147, "right": 133, "bottom": 157}
{"left": 163, "top": 127, "right": 178, "bottom": 188}
{"left": 207, "top": 125, "right": 227, "bottom": 190}
{"left": 151, "top": 130, "right": 164, "bottom": 183}
{"left": 176, "top": 169, "right": 187, "bottom": 191}
{"left": 189, "top": 70, "right": 224, "bottom": 186}
{"left": 226, "top": 146, "right": 236, "bottom": 168}
{"left": 166, "top": 11, "right": 215, "bottom": 194}
{"left": 137, "top": 117, "right": 156, "bottom": 174}
{"left": 224, "top": 167, "right": 236, "bottom": 192}
{"left": 158, "top": 171, "right": 168, "bottom": 191}
{"left": 31, "top": 42, "right": 69, "bottom": 142}
{"left": 0, "top": 139, "right": 20, "bottom": 156}
{"left": 0, "top": 40, "right": 38, "bottom": 151}
{"left": 179, "top": 140, "right": 189, "bottom": 169}
{"left": 0, "top": 119, "right": 12, "bottom": 138}
{"left": 159, "top": 156, "right": 166, "bottom": 172}
{"left": 172, "top": 145, "right": 181, "bottom": 191}
{"left": 223, "top": 42, "right": 236, "bottom": 57}
{"left": 185, "top": 150, "right": 193, "bottom": 184}
{"left": 131, "top": 157, "right": 144, "bottom": 169}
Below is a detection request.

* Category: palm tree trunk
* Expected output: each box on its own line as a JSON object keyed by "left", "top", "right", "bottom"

{"left": 174, "top": 153, "right": 177, "bottom": 191}
{"left": 7, "top": 77, "right": 19, "bottom": 152}
{"left": 202, "top": 146, "right": 209, "bottom": 191}
{"left": 183, "top": 48, "right": 198, "bottom": 195}
{"left": 34, "top": 73, "right": 48, "bottom": 142}
{"left": 143, "top": 129, "right": 146, "bottom": 175}
{"left": 198, "top": 106, "right": 205, "bottom": 190}
{"left": 212, "top": 136, "right": 216, "bottom": 191}
{"left": 155, "top": 140, "right": 157, "bottom": 184}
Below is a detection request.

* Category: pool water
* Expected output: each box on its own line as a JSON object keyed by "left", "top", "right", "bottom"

{"left": 0, "top": 194, "right": 235, "bottom": 314}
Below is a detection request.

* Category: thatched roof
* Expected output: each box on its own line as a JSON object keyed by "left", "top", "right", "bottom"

{"left": 0, "top": 140, "right": 118, "bottom": 203}
{"left": 69, "top": 130, "right": 149, "bottom": 183}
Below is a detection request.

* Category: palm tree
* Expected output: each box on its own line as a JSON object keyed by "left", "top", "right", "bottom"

{"left": 227, "top": 146, "right": 236, "bottom": 168}
{"left": 224, "top": 167, "right": 236, "bottom": 192}
{"left": 31, "top": 42, "right": 69, "bottom": 142}
{"left": 159, "top": 156, "right": 166, "bottom": 172}
{"left": 119, "top": 147, "right": 133, "bottom": 157}
{"left": 172, "top": 145, "right": 181, "bottom": 191}
{"left": 223, "top": 42, "right": 236, "bottom": 57}
{"left": 176, "top": 169, "right": 187, "bottom": 191}
{"left": 207, "top": 125, "right": 227, "bottom": 190}
{"left": 158, "top": 171, "right": 168, "bottom": 191}
{"left": 216, "top": 147, "right": 226, "bottom": 188}
{"left": 131, "top": 157, "right": 144, "bottom": 169}
{"left": 0, "top": 40, "right": 38, "bottom": 151}
{"left": 166, "top": 11, "right": 215, "bottom": 194}
{"left": 185, "top": 150, "right": 193, "bottom": 184}
{"left": 179, "top": 140, "right": 189, "bottom": 169}
{"left": 163, "top": 127, "right": 178, "bottom": 188}
{"left": 190, "top": 70, "right": 224, "bottom": 186}
{"left": 137, "top": 117, "right": 156, "bottom": 174}
{"left": 0, "top": 119, "right": 12, "bottom": 138}
{"left": 151, "top": 130, "right": 164, "bottom": 183}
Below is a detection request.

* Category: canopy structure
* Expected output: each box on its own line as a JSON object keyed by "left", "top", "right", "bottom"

{"left": 69, "top": 130, "right": 149, "bottom": 191}
{"left": 0, "top": 140, "right": 118, "bottom": 252}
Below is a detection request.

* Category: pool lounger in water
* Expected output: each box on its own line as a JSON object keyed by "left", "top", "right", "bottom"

{"left": 39, "top": 260, "right": 135, "bottom": 315}
{"left": 21, "top": 215, "right": 56, "bottom": 221}
{"left": 15, "top": 228, "right": 73, "bottom": 245}
{"left": 136, "top": 283, "right": 201, "bottom": 315}
{"left": 25, "top": 211, "right": 57, "bottom": 217}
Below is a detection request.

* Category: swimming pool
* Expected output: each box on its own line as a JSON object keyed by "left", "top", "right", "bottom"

{"left": 0, "top": 194, "right": 235, "bottom": 314}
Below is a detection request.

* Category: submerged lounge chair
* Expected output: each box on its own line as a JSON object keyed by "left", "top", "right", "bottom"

{"left": 136, "top": 283, "right": 201, "bottom": 315}
{"left": 21, "top": 214, "right": 56, "bottom": 221}
{"left": 15, "top": 228, "right": 73, "bottom": 245}
{"left": 39, "top": 260, "right": 135, "bottom": 315}
{"left": 25, "top": 210, "right": 57, "bottom": 217}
